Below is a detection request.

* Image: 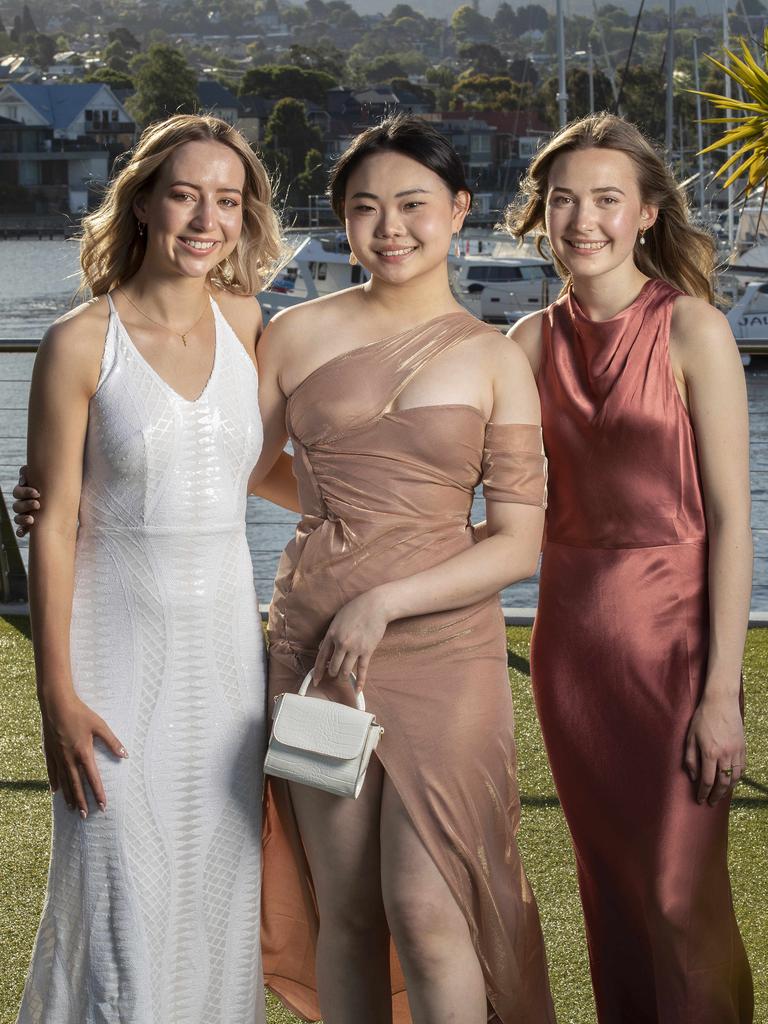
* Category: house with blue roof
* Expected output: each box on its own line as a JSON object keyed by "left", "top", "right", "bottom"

{"left": 0, "top": 82, "right": 134, "bottom": 146}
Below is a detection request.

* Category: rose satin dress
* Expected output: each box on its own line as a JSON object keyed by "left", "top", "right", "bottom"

{"left": 531, "top": 279, "right": 753, "bottom": 1023}
{"left": 262, "top": 312, "right": 555, "bottom": 1024}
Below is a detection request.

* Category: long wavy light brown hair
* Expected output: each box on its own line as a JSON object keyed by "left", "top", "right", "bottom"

{"left": 505, "top": 113, "right": 717, "bottom": 302}
{"left": 80, "top": 114, "right": 285, "bottom": 297}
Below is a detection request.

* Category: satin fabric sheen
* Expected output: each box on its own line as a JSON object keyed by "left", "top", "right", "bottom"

{"left": 262, "top": 312, "right": 555, "bottom": 1023}
{"left": 531, "top": 278, "right": 753, "bottom": 1023}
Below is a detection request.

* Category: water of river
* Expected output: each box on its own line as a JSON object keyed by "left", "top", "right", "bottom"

{"left": 1, "top": 239, "right": 766, "bottom": 610}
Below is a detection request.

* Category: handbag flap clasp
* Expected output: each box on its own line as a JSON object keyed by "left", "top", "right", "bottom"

{"left": 272, "top": 694, "right": 375, "bottom": 759}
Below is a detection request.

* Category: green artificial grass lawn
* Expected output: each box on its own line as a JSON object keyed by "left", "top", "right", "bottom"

{"left": 1, "top": 617, "right": 766, "bottom": 1024}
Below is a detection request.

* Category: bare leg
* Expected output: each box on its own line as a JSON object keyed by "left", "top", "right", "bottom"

{"left": 380, "top": 776, "right": 486, "bottom": 1024}
{"left": 288, "top": 754, "right": 392, "bottom": 1024}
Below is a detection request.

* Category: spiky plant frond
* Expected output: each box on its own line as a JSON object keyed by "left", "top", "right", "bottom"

{"left": 689, "top": 26, "right": 768, "bottom": 196}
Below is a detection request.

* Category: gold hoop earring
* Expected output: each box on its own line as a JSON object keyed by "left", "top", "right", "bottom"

{"left": 349, "top": 252, "right": 358, "bottom": 266}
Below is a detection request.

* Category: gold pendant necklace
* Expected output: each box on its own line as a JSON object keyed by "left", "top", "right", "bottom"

{"left": 116, "top": 288, "right": 208, "bottom": 347}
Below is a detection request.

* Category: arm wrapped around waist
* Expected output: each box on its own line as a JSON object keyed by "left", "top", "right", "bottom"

{"left": 481, "top": 423, "right": 548, "bottom": 509}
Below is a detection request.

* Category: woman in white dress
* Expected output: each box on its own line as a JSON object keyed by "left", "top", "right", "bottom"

{"left": 16, "top": 114, "right": 294, "bottom": 1024}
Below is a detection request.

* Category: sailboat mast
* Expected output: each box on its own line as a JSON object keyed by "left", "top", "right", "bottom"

{"left": 557, "top": 0, "right": 567, "bottom": 126}
{"left": 666, "top": 0, "right": 675, "bottom": 153}
{"left": 723, "top": 0, "right": 735, "bottom": 247}
{"left": 693, "top": 37, "right": 706, "bottom": 214}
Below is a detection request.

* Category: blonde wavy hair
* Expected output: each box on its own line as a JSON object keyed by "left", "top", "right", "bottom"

{"left": 79, "top": 114, "right": 285, "bottom": 297}
{"left": 505, "top": 113, "right": 717, "bottom": 302}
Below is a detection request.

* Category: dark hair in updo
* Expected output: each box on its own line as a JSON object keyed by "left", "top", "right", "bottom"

{"left": 328, "top": 113, "right": 473, "bottom": 221}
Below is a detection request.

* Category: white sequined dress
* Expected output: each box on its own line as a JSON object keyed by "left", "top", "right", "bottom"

{"left": 18, "top": 293, "right": 267, "bottom": 1024}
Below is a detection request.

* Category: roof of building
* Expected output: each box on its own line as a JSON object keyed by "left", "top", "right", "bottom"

{"left": 3, "top": 82, "right": 110, "bottom": 130}
{"left": 456, "top": 109, "right": 549, "bottom": 135}
{"left": 196, "top": 80, "right": 240, "bottom": 110}
{"left": 237, "top": 93, "right": 275, "bottom": 118}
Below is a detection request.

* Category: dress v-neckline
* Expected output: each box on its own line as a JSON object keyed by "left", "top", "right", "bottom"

{"left": 110, "top": 294, "right": 219, "bottom": 405}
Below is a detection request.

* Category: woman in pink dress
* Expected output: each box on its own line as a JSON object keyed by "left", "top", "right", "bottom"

{"left": 506, "top": 113, "right": 753, "bottom": 1023}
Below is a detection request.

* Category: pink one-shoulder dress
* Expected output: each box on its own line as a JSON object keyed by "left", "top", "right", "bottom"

{"left": 262, "top": 312, "right": 555, "bottom": 1023}
{"left": 532, "top": 278, "right": 753, "bottom": 1023}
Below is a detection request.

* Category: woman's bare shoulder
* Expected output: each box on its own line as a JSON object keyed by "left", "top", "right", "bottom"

{"left": 670, "top": 294, "right": 735, "bottom": 368}
{"left": 34, "top": 296, "right": 111, "bottom": 393}
{"left": 211, "top": 287, "right": 262, "bottom": 357}
{"left": 41, "top": 296, "right": 110, "bottom": 357}
{"left": 505, "top": 309, "right": 546, "bottom": 374}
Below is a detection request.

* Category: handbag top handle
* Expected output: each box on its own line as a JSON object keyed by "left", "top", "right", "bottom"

{"left": 298, "top": 671, "right": 366, "bottom": 712}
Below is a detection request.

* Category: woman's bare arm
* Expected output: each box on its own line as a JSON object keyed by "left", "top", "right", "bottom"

{"left": 28, "top": 304, "right": 127, "bottom": 817}
{"left": 672, "top": 298, "right": 752, "bottom": 805}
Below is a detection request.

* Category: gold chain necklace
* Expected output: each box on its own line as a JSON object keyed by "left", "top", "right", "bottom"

{"left": 117, "top": 289, "right": 209, "bottom": 347}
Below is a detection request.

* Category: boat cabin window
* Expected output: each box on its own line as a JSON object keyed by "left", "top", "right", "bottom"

{"left": 467, "top": 265, "right": 524, "bottom": 282}
{"left": 308, "top": 262, "right": 328, "bottom": 281}
{"left": 466, "top": 263, "right": 557, "bottom": 283}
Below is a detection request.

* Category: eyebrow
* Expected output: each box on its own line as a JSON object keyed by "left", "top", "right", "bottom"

{"left": 169, "top": 180, "right": 243, "bottom": 195}
{"left": 350, "top": 187, "right": 432, "bottom": 199}
{"left": 550, "top": 186, "right": 626, "bottom": 195}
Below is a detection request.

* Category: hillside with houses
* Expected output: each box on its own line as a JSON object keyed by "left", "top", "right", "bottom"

{"left": 0, "top": 0, "right": 760, "bottom": 221}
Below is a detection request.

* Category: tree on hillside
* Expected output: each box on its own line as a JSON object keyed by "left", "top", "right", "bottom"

{"left": 540, "top": 66, "right": 613, "bottom": 124}
{"left": 264, "top": 98, "right": 322, "bottom": 190}
{"left": 21, "top": 4, "right": 36, "bottom": 35}
{"left": 516, "top": 3, "right": 549, "bottom": 33}
{"left": 368, "top": 55, "right": 406, "bottom": 81}
{"left": 29, "top": 32, "right": 56, "bottom": 67}
{"left": 457, "top": 42, "right": 508, "bottom": 75}
{"left": 108, "top": 27, "right": 140, "bottom": 53}
{"left": 294, "top": 147, "right": 327, "bottom": 204}
{"left": 86, "top": 66, "right": 134, "bottom": 90}
{"left": 128, "top": 45, "right": 197, "bottom": 126}
{"left": 240, "top": 64, "right": 337, "bottom": 105}
{"left": 450, "top": 4, "right": 493, "bottom": 43}
{"left": 287, "top": 43, "right": 345, "bottom": 80}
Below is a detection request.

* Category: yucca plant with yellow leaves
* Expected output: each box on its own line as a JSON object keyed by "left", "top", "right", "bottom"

{"left": 690, "top": 26, "right": 768, "bottom": 197}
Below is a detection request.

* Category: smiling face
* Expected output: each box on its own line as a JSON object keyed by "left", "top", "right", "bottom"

{"left": 134, "top": 138, "right": 246, "bottom": 280}
{"left": 344, "top": 149, "right": 470, "bottom": 285}
{"left": 544, "top": 147, "right": 657, "bottom": 283}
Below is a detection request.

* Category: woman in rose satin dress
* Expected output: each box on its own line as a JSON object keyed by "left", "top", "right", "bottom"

{"left": 256, "top": 115, "right": 555, "bottom": 1024}
{"left": 507, "top": 114, "right": 753, "bottom": 1023}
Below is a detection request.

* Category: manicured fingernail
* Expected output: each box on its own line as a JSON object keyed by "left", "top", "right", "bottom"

{"left": 98, "top": 801, "right": 106, "bottom": 813}
{"left": 118, "top": 747, "right": 128, "bottom": 758}
{"left": 79, "top": 809, "right": 87, "bottom": 820}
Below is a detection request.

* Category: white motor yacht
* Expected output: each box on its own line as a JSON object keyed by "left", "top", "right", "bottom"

{"left": 259, "top": 232, "right": 559, "bottom": 325}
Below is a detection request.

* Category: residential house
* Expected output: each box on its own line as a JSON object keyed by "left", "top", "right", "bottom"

{"left": 196, "top": 81, "right": 240, "bottom": 125}
{"left": 236, "top": 94, "right": 276, "bottom": 145}
{"left": 0, "top": 82, "right": 135, "bottom": 148}
{"left": 0, "top": 54, "right": 40, "bottom": 84}
{"left": 420, "top": 113, "right": 496, "bottom": 187}
{"left": 0, "top": 114, "right": 109, "bottom": 213}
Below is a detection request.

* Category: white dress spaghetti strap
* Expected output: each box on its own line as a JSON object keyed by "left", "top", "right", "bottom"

{"left": 17, "top": 294, "right": 267, "bottom": 1024}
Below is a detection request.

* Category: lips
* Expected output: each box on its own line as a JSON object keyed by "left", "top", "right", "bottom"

{"left": 375, "top": 246, "right": 417, "bottom": 258}
{"left": 178, "top": 237, "right": 220, "bottom": 253}
{"left": 566, "top": 239, "right": 609, "bottom": 252}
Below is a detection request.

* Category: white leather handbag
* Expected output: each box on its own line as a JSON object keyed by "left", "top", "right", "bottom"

{"left": 264, "top": 671, "right": 384, "bottom": 799}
